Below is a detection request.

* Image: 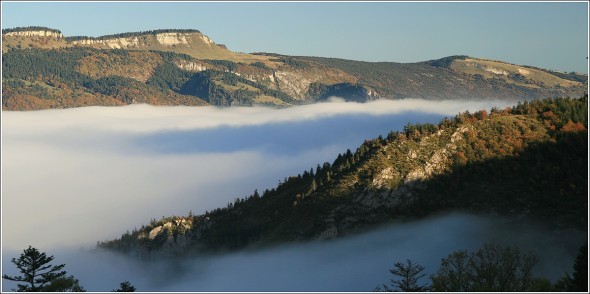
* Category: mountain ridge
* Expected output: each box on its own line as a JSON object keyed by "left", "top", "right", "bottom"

{"left": 2, "top": 26, "right": 587, "bottom": 110}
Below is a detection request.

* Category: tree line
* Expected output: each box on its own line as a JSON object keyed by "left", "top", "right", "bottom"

{"left": 64, "top": 29, "right": 201, "bottom": 42}
{"left": 2, "top": 26, "right": 62, "bottom": 35}
{"left": 5, "top": 242, "right": 585, "bottom": 292}
{"left": 375, "top": 242, "right": 587, "bottom": 292}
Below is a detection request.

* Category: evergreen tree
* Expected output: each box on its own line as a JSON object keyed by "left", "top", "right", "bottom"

{"left": 554, "top": 243, "right": 588, "bottom": 292}
{"left": 112, "top": 281, "right": 136, "bottom": 292}
{"left": 41, "top": 275, "right": 85, "bottom": 292}
{"left": 571, "top": 243, "right": 588, "bottom": 292}
{"left": 2, "top": 246, "right": 67, "bottom": 292}
{"left": 376, "top": 259, "right": 429, "bottom": 292}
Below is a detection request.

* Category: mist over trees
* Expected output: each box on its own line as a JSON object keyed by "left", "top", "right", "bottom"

{"left": 2, "top": 96, "right": 586, "bottom": 291}
{"left": 376, "top": 242, "right": 588, "bottom": 292}
{"left": 1, "top": 246, "right": 75, "bottom": 292}
{"left": 2, "top": 246, "right": 135, "bottom": 292}
{"left": 375, "top": 259, "right": 429, "bottom": 291}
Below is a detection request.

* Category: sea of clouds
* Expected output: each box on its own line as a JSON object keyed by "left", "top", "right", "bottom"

{"left": 2, "top": 99, "right": 584, "bottom": 291}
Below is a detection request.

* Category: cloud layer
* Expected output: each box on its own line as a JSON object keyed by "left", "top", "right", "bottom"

{"left": 1, "top": 99, "right": 585, "bottom": 291}
{"left": 2, "top": 99, "right": 515, "bottom": 250}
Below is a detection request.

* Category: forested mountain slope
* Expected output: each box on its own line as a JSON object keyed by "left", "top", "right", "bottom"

{"left": 2, "top": 27, "right": 587, "bottom": 110}
{"left": 98, "top": 96, "right": 588, "bottom": 258}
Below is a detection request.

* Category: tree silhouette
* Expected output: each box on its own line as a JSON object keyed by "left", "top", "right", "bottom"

{"left": 430, "top": 244, "right": 537, "bottom": 292}
{"left": 112, "top": 281, "right": 136, "bottom": 292}
{"left": 41, "top": 275, "right": 85, "bottom": 292}
{"left": 2, "top": 246, "right": 67, "bottom": 291}
{"left": 376, "top": 259, "right": 429, "bottom": 291}
{"left": 430, "top": 250, "right": 472, "bottom": 291}
{"left": 571, "top": 243, "right": 588, "bottom": 292}
{"left": 554, "top": 243, "right": 588, "bottom": 291}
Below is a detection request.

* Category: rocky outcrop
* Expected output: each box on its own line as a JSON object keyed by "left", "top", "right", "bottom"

{"left": 274, "top": 70, "right": 313, "bottom": 100}
{"left": 155, "top": 32, "right": 189, "bottom": 46}
{"left": 404, "top": 126, "right": 471, "bottom": 183}
{"left": 358, "top": 125, "right": 474, "bottom": 211}
{"left": 142, "top": 218, "right": 193, "bottom": 241}
{"left": 69, "top": 32, "right": 213, "bottom": 50}
{"left": 4, "top": 30, "right": 63, "bottom": 38}
{"left": 72, "top": 37, "right": 141, "bottom": 49}
{"left": 174, "top": 59, "right": 208, "bottom": 72}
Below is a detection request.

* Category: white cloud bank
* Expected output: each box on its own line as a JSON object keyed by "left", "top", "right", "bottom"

{"left": 3, "top": 99, "right": 516, "bottom": 251}
{"left": 1, "top": 99, "right": 584, "bottom": 292}
{"left": 3, "top": 98, "right": 515, "bottom": 134}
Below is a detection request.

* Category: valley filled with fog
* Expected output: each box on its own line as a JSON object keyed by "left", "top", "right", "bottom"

{"left": 2, "top": 98, "right": 584, "bottom": 291}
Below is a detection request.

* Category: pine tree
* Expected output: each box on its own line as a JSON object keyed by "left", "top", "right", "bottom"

{"left": 41, "top": 275, "right": 85, "bottom": 292}
{"left": 112, "top": 281, "right": 136, "bottom": 292}
{"left": 377, "top": 259, "right": 429, "bottom": 292}
{"left": 571, "top": 243, "right": 588, "bottom": 292}
{"left": 2, "top": 246, "right": 67, "bottom": 292}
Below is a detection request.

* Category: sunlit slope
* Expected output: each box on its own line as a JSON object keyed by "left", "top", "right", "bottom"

{"left": 2, "top": 27, "right": 70, "bottom": 53}
{"left": 69, "top": 30, "right": 253, "bottom": 62}
{"left": 3, "top": 27, "right": 588, "bottom": 110}
{"left": 298, "top": 55, "right": 587, "bottom": 101}
{"left": 451, "top": 58, "right": 583, "bottom": 88}
{"left": 99, "top": 96, "right": 588, "bottom": 257}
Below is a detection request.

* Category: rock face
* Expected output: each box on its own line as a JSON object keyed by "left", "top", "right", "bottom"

{"left": 143, "top": 218, "right": 193, "bottom": 240}
{"left": 174, "top": 59, "right": 208, "bottom": 72}
{"left": 155, "top": 32, "right": 190, "bottom": 46}
{"left": 148, "top": 226, "right": 163, "bottom": 240}
{"left": 404, "top": 126, "right": 470, "bottom": 183}
{"left": 274, "top": 70, "right": 312, "bottom": 100}
{"left": 4, "top": 30, "right": 63, "bottom": 38}
{"left": 70, "top": 32, "right": 203, "bottom": 49}
{"left": 71, "top": 37, "right": 141, "bottom": 49}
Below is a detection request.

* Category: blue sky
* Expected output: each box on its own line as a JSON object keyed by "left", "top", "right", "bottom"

{"left": 2, "top": 1, "right": 588, "bottom": 73}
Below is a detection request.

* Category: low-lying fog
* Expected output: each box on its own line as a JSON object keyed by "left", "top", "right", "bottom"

{"left": 2, "top": 213, "right": 584, "bottom": 291}
{"left": 2, "top": 98, "right": 584, "bottom": 291}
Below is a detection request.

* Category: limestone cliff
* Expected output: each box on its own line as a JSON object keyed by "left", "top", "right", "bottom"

{"left": 4, "top": 30, "right": 63, "bottom": 38}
